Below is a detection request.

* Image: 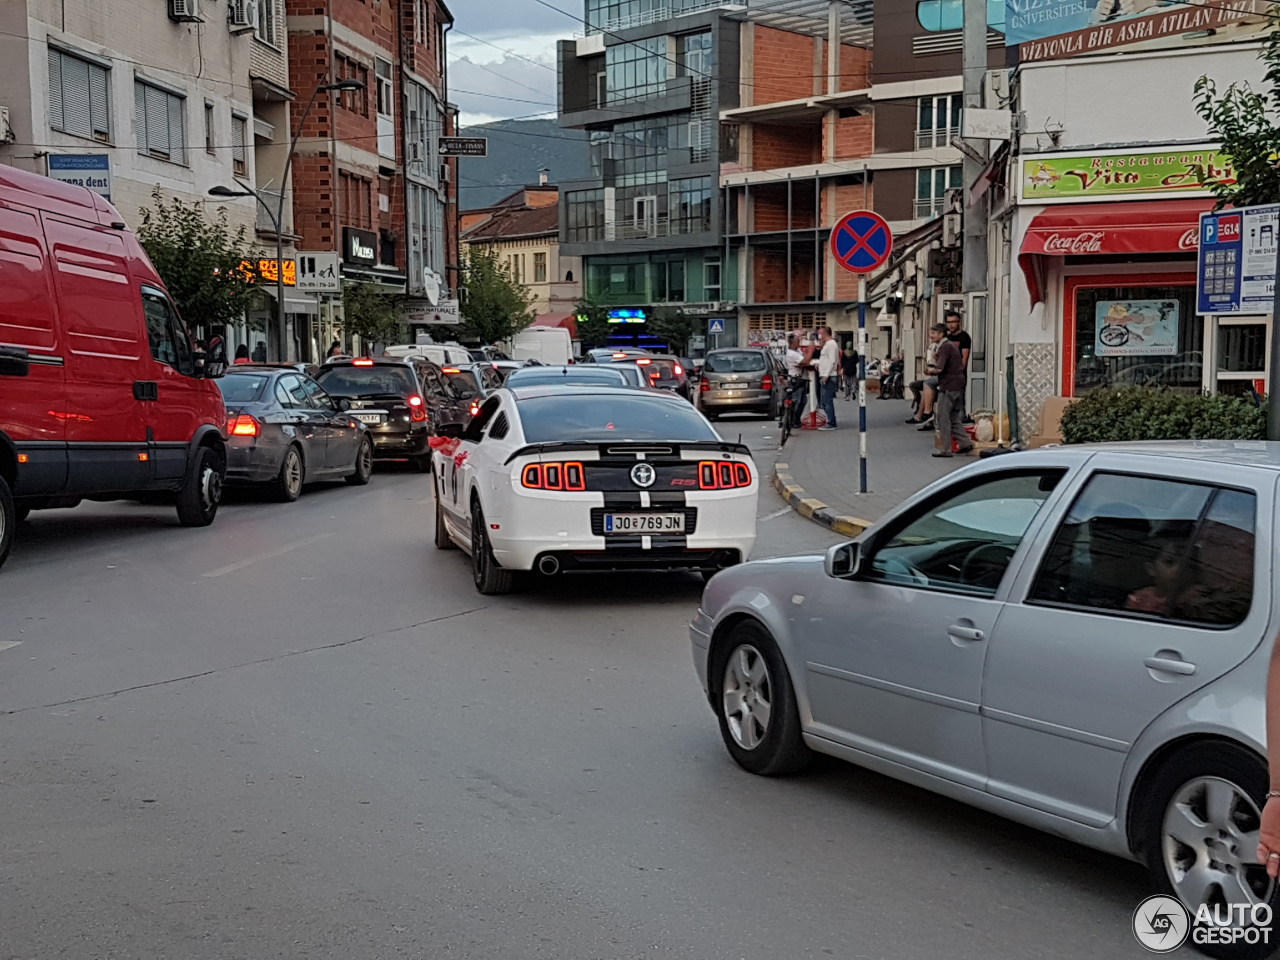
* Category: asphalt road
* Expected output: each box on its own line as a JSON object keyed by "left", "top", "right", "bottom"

{"left": 1, "top": 420, "right": 1169, "bottom": 959}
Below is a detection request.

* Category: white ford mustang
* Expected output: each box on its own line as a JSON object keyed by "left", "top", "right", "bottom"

{"left": 431, "top": 385, "right": 759, "bottom": 594}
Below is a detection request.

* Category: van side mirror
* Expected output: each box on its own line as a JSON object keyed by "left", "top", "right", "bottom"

{"left": 824, "top": 541, "right": 862, "bottom": 579}
{"left": 199, "top": 337, "right": 228, "bottom": 379}
{"left": 0, "top": 346, "right": 30, "bottom": 377}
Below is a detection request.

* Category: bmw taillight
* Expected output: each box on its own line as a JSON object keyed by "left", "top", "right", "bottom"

{"left": 762, "top": 373, "right": 773, "bottom": 391}
{"left": 408, "top": 395, "right": 428, "bottom": 421}
{"left": 228, "top": 414, "right": 260, "bottom": 437}
{"left": 522, "top": 461, "right": 586, "bottom": 490}
{"left": 698, "top": 460, "right": 752, "bottom": 489}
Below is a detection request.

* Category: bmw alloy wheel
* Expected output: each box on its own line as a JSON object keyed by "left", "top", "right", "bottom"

{"left": 721, "top": 644, "right": 773, "bottom": 750}
{"left": 1162, "top": 776, "right": 1274, "bottom": 915}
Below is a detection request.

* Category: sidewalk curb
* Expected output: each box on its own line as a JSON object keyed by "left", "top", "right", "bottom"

{"left": 772, "top": 463, "right": 872, "bottom": 539}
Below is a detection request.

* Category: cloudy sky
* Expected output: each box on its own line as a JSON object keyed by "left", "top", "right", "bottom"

{"left": 449, "top": 0, "right": 577, "bottom": 126}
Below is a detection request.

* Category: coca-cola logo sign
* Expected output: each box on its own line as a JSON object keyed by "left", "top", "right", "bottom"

{"left": 1178, "top": 228, "right": 1199, "bottom": 250}
{"left": 1042, "top": 232, "right": 1105, "bottom": 254}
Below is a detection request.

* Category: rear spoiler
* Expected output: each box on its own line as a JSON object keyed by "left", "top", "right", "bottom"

{"left": 504, "top": 440, "right": 752, "bottom": 465}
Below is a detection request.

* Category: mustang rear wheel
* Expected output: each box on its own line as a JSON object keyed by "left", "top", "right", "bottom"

{"left": 713, "top": 620, "right": 810, "bottom": 776}
{"left": 470, "top": 501, "right": 513, "bottom": 594}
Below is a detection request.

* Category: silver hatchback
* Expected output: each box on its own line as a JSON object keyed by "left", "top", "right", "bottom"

{"left": 698, "top": 348, "right": 783, "bottom": 420}
{"left": 691, "top": 443, "right": 1277, "bottom": 956}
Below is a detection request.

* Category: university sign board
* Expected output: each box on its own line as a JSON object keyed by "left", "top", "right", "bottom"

{"left": 1018, "top": 146, "right": 1231, "bottom": 204}
{"left": 1007, "top": 0, "right": 1270, "bottom": 63}
{"left": 1196, "top": 204, "right": 1278, "bottom": 315}
{"left": 48, "top": 154, "right": 111, "bottom": 200}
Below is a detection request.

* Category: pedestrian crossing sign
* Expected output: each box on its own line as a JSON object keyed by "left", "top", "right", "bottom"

{"left": 708, "top": 319, "right": 726, "bottom": 334}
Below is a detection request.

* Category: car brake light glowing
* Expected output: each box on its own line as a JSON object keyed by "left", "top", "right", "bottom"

{"left": 700, "top": 379, "right": 710, "bottom": 392}
{"left": 612, "top": 352, "right": 628, "bottom": 359}
{"left": 698, "top": 459, "right": 752, "bottom": 489}
{"left": 353, "top": 358, "right": 374, "bottom": 366}
{"left": 762, "top": 373, "right": 773, "bottom": 391}
{"left": 521, "top": 461, "right": 587, "bottom": 490}
{"left": 635, "top": 357, "right": 651, "bottom": 365}
{"left": 229, "top": 414, "right": 260, "bottom": 437}
{"left": 674, "top": 364, "right": 683, "bottom": 376}
{"left": 470, "top": 401, "right": 480, "bottom": 416}
{"left": 443, "top": 368, "right": 461, "bottom": 374}
{"left": 408, "top": 395, "right": 428, "bottom": 421}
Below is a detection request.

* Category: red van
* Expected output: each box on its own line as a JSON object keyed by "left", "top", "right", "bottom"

{"left": 0, "top": 165, "right": 229, "bottom": 570}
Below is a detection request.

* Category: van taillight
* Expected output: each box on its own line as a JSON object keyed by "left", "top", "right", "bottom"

{"left": 698, "top": 460, "right": 752, "bottom": 489}
{"left": 408, "top": 396, "right": 428, "bottom": 421}
{"left": 522, "top": 461, "right": 586, "bottom": 490}
{"left": 761, "top": 373, "right": 773, "bottom": 391}
{"left": 229, "top": 414, "right": 260, "bottom": 437}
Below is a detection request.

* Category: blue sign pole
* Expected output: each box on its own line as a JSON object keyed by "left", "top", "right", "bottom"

{"left": 857, "top": 278, "right": 868, "bottom": 493}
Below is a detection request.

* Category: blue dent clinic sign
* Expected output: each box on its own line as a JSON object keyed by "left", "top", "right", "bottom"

{"left": 48, "top": 154, "right": 112, "bottom": 201}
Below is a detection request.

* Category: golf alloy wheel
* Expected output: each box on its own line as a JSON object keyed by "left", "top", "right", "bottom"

{"left": 722, "top": 643, "right": 773, "bottom": 751}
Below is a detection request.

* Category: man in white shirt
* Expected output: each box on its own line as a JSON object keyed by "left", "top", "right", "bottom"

{"left": 816, "top": 325, "right": 841, "bottom": 430}
{"left": 784, "top": 333, "right": 807, "bottom": 426}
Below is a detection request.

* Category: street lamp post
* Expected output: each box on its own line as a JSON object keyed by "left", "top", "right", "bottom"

{"left": 210, "top": 78, "right": 364, "bottom": 362}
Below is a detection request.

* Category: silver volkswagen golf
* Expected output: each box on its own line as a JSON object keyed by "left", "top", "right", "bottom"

{"left": 691, "top": 442, "right": 1274, "bottom": 956}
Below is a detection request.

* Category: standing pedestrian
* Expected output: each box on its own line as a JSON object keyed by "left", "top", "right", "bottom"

{"left": 929, "top": 323, "right": 973, "bottom": 457}
{"left": 251, "top": 340, "right": 267, "bottom": 363}
{"left": 841, "top": 344, "right": 858, "bottom": 401}
{"left": 944, "top": 308, "right": 972, "bottom": 422}
{"left": 326, "top": 339, "right": 343, "bottom": 359}
{"left": 816, "top": 325, "right": 840, "bottom": 431}
{"left": 233, "top": 344, "right": 251, "bottom": 365}
{"left": 784, "top": 333, "right": 808, "bottom": 427}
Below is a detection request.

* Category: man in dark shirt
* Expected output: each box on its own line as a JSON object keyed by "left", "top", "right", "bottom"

{"left": 945, "top": 309, "right": 971, "bottom": 366}
{"left": 929, "top": 323, "right": 973, "bottom": 458}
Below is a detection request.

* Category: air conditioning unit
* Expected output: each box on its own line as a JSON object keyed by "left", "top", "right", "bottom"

{"left": 169, "top": 0, "right": 203, "bottom": 22}
{"left": 439, "top": 163, "right": 450, "bottom": 183}
{"left": 228, "top": 0, "right": 253, "bottom": 27}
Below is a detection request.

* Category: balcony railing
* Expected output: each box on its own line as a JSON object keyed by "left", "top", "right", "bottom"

{"left": 583, "top": 0, "right": 724, "bottom": 34}
{"left": 615, "top": 215, "right": 669, "bottom": 239}
{"left": 914, "top": 198, "right": 945, "bottom": 220}
{"left": 915, "top": 126, "right": 960, "bottom": 151}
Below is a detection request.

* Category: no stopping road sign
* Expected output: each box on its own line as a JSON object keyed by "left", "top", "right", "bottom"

{"left": 831, "top": 210, "right": 893, "bottom": 274}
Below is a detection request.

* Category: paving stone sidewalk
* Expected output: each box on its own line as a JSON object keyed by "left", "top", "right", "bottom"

{"left": 760, "top": 393, "right": 973, "bottom": 528}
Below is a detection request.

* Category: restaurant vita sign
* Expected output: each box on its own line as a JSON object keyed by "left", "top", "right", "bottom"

{"left": 1018, "top": 146, "right": 1233, "bottom": 204}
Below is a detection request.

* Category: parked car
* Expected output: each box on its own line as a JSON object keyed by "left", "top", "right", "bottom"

{"left": 697, "top": 348, "right": 785, "bottom": 420}
{"left": 216, "top": 366, "right": 372, "bottom": 501}
{"left": 314, "top": 358, "right": 468, "bottom": 471}
{"left": 0, "top": 164, "right": 230, "bottom": 569}
{"left": 692, "top": 443, "right": 1280, "bottom": 955}
{"left": 432, "top": 386, "right": 758, "bottom": 594}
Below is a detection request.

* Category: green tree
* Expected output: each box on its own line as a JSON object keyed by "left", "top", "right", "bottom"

{"left": 136, "top": 187, "right": 260, "bottom": 330}
{"left": 460, "top": 247, "right": 534, "bottom": 345}
{"left": 647, "top": 306, "right": 702, "bottom": 356}
{"left": 342, "top": 281, "right": 403, "bottom": 346}
{"left": 1194, "top": 21, "right": 1280, "bottom": 207}
{"left": 573, "top": 298, "right": 612, "bottom": 349}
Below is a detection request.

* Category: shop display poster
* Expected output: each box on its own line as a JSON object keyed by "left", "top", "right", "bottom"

{"left": 1096, "top": 300, "right": 1179, "bottom": 356}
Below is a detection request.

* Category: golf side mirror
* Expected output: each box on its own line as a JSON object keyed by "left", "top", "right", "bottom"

{"left": 824, "top": 541, "right": 862, "bottom": 579}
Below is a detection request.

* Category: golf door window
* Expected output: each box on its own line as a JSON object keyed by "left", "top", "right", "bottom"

{"left": 864, "top": 471, "right": 1065, "bottom": 597}
{"left": 1028, "top": 473, "right": 1255, "bottom": 627}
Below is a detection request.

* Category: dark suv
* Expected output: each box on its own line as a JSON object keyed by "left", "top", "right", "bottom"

{"left": 315, "top": 358, "right": 469, "bottom": 471}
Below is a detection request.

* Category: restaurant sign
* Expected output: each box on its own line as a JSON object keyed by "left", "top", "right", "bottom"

{"left": 1018, "top": 147, "right": 1232, "bottom": 204}
{"left": 1008, "top": 0, "right": 1269, "bottom": 63}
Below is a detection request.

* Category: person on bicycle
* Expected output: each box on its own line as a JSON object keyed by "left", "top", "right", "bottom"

{"left": 785, "top": 334, "right": 809, "bottom": 427}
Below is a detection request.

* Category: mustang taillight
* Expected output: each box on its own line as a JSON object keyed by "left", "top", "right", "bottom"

{"left": 408, "top": 395, "right": 428, "bottom": 421}
{"left": 698, "top": 460, "right": 752, "bottom": 489}
{"left": 228, "top": 414, "right": 260, "bottom": 437}
{"left": 521, "top": 461, "right": 586, "bottom": 490}
{"left": 761, "top": 373, "right": 773, "bottom": 391}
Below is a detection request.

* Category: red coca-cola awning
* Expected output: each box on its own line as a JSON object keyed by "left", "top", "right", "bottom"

{"left": 1019, "top": 198, "right": 1212, "bottom": 306}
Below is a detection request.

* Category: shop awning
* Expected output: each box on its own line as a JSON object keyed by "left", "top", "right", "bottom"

{"left": 1018, "top": 198, "right": 1211, "bottom": 306}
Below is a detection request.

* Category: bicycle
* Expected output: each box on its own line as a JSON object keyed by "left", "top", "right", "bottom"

{"left": 778, "top": 375, "right": 808, "bottom": 447}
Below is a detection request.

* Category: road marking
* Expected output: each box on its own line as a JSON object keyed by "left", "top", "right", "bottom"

{"left": 201, "top": 533, "right": 334, "bottom": 578}
{"left": 0, "top": 641, "right": 22, "bottom": 653}
{"left": 760, "top": 506, "right": 791, "bottom": 521}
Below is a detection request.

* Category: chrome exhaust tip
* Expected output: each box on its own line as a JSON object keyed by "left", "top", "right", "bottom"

{"left": 537, "top": 555, "right": 560, "bottom": 576}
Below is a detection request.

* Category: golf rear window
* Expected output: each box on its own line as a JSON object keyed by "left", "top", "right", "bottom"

{"left": 706, "top": 351, "right": 766, "bottom": 373}
{"left": 216, "top": 375, "right": 268, "bottom": 403}
{"left": 444, "top": 370, "right": 480, "bottom": 395}
{"left": 517, "top": 395, "right": 717, "bottom": 442}
{"left": 315, "top": 365, "right": 417, "bottom": 397}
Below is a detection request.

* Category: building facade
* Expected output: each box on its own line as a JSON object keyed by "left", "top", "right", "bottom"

{"left": 557, "top": 0, "right": 733, "bottom": 349}
{"left": 285, "top": 0, "right": 455, "bottom": 356}
{"left": 461, "top": 181, "right": 583, "bottom": 318}
{"left": 0, "top": 0, "right": 297, "bottom": 354}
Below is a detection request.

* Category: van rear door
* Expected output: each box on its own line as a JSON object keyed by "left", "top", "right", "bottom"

{"left": 43, "top": 214, "right": 150, "bottom": 493}
{"left": 0, "top": 200, "right": 68, "bottom": 495}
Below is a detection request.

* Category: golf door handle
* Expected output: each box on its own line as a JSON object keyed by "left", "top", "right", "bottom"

{"left": 1143, "top": 656, "right": 1196, "bottom": 676}
{"left": 948, "top": 623, "right": 985, "bottom": 642}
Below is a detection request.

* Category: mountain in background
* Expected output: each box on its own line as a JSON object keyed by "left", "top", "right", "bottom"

{"left": 457, "top": 119, "right": 589, "bottom": 210}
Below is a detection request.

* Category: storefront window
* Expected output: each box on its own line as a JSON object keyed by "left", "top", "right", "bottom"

{"left": 1218, "top": 323, "right": 1266, "bottom": 372}
{"left": 1072, "top": 284, "right": 1202, "bottom": 395}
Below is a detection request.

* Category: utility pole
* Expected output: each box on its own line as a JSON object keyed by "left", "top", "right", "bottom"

{"left": 961, "top": 0, "right": 988, "bottom": 296}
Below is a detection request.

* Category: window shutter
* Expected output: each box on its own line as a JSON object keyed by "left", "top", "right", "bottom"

{"left": 167, "top": 91, "right": 185, "bottom": 158}
{"left": 134, "top": 81, "right": 146, "bottom": 152}
{"left": 231, "top": 117, "right": 245, "bottom": 161}
{"left": 48, "top": 48, "right": 64, "bottom": 131}
{"left": 89, "top": 63, "right": 109, "bottom": 139}
{"left": 61, "top": 55, "right": 92, "bottom": 137}
{"left": 144, "top": 84, "right": 168, "bottom": 155}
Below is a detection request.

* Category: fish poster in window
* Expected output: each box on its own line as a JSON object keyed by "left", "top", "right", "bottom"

{"left": 1095, "top": 300, "right": 1179, "bottom": 357}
